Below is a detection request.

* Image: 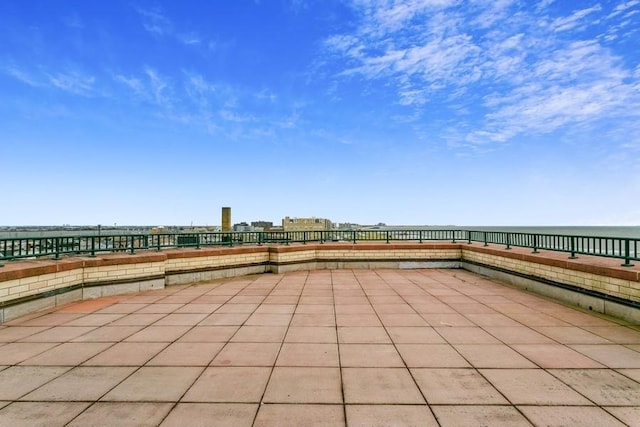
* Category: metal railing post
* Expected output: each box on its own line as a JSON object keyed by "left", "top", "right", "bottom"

{"left": 467, "top": 230, "right": 472, "bottom": 245}
{"left": 569, "top": 236, "right": 577, "bottom": 259}
{"left": 90, "top": 236, "right": 96, "bottom": 257}
{"left": 505, "top": 233, "right": 511, "bottom": 250}
{"left": 483, "top": 231, "right": 488, "bottom": 247}
{"left": 54, "top": 238, "right": 61, "bottom": 259}
{"left": 532, "top": 234, "right": 539, "bottom": 254}
{"left": 386, "top": 230, "right": 390, "bottom": 244}
{"left": 129, "top": 236, "right": 135, "bottom": 254}
{"left": 622, "top": 239, "right": 634, "bottom": 267}
{"left": 353, "top": 230, "right": 357, "bottom": 244}
{"left": 303, "top": 231, "right": 307, "bottom": 244}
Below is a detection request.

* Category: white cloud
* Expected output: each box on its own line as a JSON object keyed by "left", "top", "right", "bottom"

{"left": 325, "top": 1, "right": 640, "bottom": 146}
{"left": 47, "top": 72, "right": 96, "bottom": 95}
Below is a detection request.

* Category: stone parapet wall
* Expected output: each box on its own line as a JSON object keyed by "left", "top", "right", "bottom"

{"left": 462, "top": 246, "right": 640, "bottom": 304}
{"left": 0, "top": 243, "right": 638, "bottom": 323}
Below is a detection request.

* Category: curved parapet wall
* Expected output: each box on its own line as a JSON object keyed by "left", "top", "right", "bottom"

{"left": 0, "top": 243, "right": 638, "bottom": 323}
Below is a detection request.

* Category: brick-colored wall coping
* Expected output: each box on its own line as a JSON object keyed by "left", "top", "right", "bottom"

{"left": 1, "top": 242, "right": 638, "bottom": 284}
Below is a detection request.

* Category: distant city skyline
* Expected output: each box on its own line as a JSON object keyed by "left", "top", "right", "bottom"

{"left": 2, "top": 1, "right": 639, "bottom": 226}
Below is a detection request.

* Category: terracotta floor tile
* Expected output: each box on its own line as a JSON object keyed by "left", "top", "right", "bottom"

{"left": 518, "top": 405, "right": 625, "bottom": 426}
{"left": 22, "top": 366, "right": 135, "bottom": 401}
{"left": 136, "top": 303, "right": 184, "bottom": 314}
{"left": 295, "top": 304, "right": 334, "bottom": 314}
{"left": 617, "top": 368, "right": 640, "bottom": 382}
{"left": 435, "top": 327, "right": 501, "bottom": 344}
{"left": 276, "top": 343, "right": 339, "bottom": 367}
{"left": 511, "top": 344, "right": 605, "bottom": 368}
{"left": 0, "top": 366, "right": 69, "bottom": 400}
{"left": 334, "top": 297, "right": 371, "bottom": 305}
{"left": 199, "top": 313, "right": 251, "bottom": 326}
{"left": 372, "top": 303, "right": 416, "bottom": 314}
{"left": 299, "top": 296, "right": 333, "bottom": 305}
{"left": 254, "top": 404, "right": 344, "bottom": 427}
{"left": 84, "top": 342, "right": 167, "bottom": 366}
{"left": 0, "top": 342, "right": 58, "bottom": 364}
{"left": 464, "top": 313, "right": 521, "bottom": 327}
{"left": 386, "top": 326, "right": 445, "bottom": 344}
{"left": 604, "top": 407, "right": 640, "bottom": 426}
{"left": 569, "top": 344, "right": 640, "bottom": 368}
{"left": 19, "top": 326, "right": 96, "bottom": 342}
{"left": 582, "top": 326, "right": 640, "bottom": 344}
{"left": 342, "top": 367, "right": 424, "bottom": 404}
{"left": 411, "top": 368, "right": 508, "bottom": 404}
{"left": 334, "top": 304, "right": 375, "bottom": 314}
{"left": 291, "top": 313, "right": 336, "bottom": 327}
{"left": 396, "top": 344, "right": 470, "bottom": 368}
{"left": 69, "top": 402, "right": 173, "bottom": 427}
{"left": 124, "top": 325, "right": 191, "bottom": 342}
{"left": 161, "top": 403, "right": 257, "bottom": 427}
{"left": 177, "top": 326, "right": 239, "bottom": 342}
{"left": 263, "top": 367, "right": 342, "bottom": 403}
{"left": 70, "top": 325, "right": 144, "bottom": 342}
{"left": 110, "top": 313, "right": 166, "bottom": 326}
{"left": 533, "top": 326, "right": 612, "bottom": 344}
{"left": 285, "top": 326, "right": 337, "bottom": 343}
{"left": 230, "top": 326, "right": 287, "bottom": 343}
{"left": 378, "top": 313, "right": 428, "bottom": 327}
{"left": 147, "top": 342, "right": 224, "bottom": 366}
{"left": 153, "top": 313, "right": 209, "bottom": 326}
{"left": 480, "top": 369, "right": 591, "bottom": 405}
{"left": 453, "top": 344, "right": 537, "bottom": 368}
{"left": 228, "top": 295, "right": 265, "bottom": 304}
{"left": 262, "top": 295, "right": 299, "bottom": 304}
{"left": 16, "top": 313, "right": 84, "bottom": 327}
{"left": 182, "top": 367, "right": 271, "bottom": 402}
{"left": 335, "top": 313, "right": 381, "bottom": 327}
{"left": 245, "top": 313, "right": 292, "bottom": 326}
{"left": 346, "top": 404, "right": 438, "bottom": 426}
{"left": 173, "top": 303, "right": 222, "bottom": 314}
{"left": 0, "top": 401, "right": 90, "bottom": 427}
{"left": 503, "top": 312, "right": 570, "bottom": 327}
{"left": 549, "top": 369, "right": 640, "bottom": 406}
{"left": 421, "top": 313, "right": 475, "bottom": 327}
{"left": 410, "top": 303, "right": 456, "bottom": 314}
{"left": 63, "top": 314, "right": 125, "bottom": 327}
{"left": 338, "top": 326, "right": 391, "bottom": 344}
{"left": 430, "top": 405, "right": 531, "bottom": 427}
{"left": 483, "top": 326, "right": 555, "bottom": 344}
{"left": 340, "top": 344, "right": 404, "bottom": 367}
{"left": 254, "top": 304, "right": 296, "bottom": 314}
{"left": 95, "top": 303, "right": 148, "bottom": 314}
{"left": 211, "top": 342, "right": 280, "bottom": 366}
{"left": 102, "top": 366, "right": 203, "bottom": 402}
{"left": 213, "top": 304, "right": 258, "bottom": 314}
{"left": 20, "top": 342, "right": 112, "bottom": 366}
{"left": 0, "top": 326, "right": 49, "bottom": 342}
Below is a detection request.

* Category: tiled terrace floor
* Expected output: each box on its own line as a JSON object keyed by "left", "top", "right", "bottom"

{"left": 0, "top": 269, "right": 639, "bottom": 426}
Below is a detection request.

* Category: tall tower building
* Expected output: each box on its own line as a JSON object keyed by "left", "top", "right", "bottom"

{"left": 221, "top": 207, "right": 231, "bottom": 232}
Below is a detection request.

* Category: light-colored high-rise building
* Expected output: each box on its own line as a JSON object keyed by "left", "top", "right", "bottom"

{"left": 282, "top": 216, "right": 332, "bottom": 231}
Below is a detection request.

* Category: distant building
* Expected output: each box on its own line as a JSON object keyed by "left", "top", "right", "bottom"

{"left": 233, "top": 222, "right": 252, "bottom": 232}
{"left": 251, "top": 221, "right": 274, "bottom": 230}
{"left": 282, "top": 216, "right": 332, "bottom": 231}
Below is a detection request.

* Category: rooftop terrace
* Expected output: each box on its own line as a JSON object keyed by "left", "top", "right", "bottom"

{"left": 0, "top": 268, "right": 639, "bottom": 426}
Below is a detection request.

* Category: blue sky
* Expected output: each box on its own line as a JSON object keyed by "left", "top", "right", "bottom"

{"left": 1, "top": 0, "right": 639, "bottom": 226}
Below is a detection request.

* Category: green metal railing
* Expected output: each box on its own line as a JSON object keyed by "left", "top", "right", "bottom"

{"left": 0, "top": 229, "right": 637, "bottom": 267}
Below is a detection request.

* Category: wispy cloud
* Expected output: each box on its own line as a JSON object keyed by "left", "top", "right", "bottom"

{"left": 3, "top": 64, "right": 96, "bottom": 96}
{"left": 324, "top": 1, "right": 640, "bottom": 147}
{"left": 136, "top": 7, "right": 173, "bottom": 37}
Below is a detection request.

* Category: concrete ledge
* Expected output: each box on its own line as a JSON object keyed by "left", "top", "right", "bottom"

{"left": 463, "top": 261, "right": 640, "bottom": 324}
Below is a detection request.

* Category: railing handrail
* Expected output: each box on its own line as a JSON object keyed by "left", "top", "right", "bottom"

{"left": 0, "top": 229, "right": 637, "bottom": 267}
